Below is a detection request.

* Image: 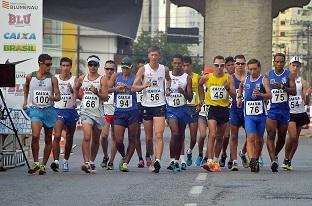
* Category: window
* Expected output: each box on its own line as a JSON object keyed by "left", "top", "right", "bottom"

{"left": 280, "top": 32, "right": 286, "bottom": 37}
{"left": 281, "top": 21, "right": 286, "bottom": 25}
{"left": 303, "top": 43, "right": 307, "bottom": 50}
{"left": 43, "top": 19, "right": 62, "bottom": 48}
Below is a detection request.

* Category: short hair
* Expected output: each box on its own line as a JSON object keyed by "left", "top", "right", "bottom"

{"left": 274, "top": 53, "right": 286, "bottom": 61}
{"left": 105, "top": 60, "right": 115, "bottom": 65}
{"left": 225, "top": 56, "right": 234, "bottom": 64}
{"left": 182, "top": 56, "right": 192, "bottom": 64}
{"left": 137, "top": 59, "right": 145, "bottom": 65}
{"left": 172, "top": 54, "right": 183, "bottom": 61}
{"left": 247, "top": 58, "right": 261, "bottom": 67}
{"left": 60, "top": 57, "right": 72, "bottom": 66}
{"left": 213, "top": 55, "right": 225, "bottom": 62}
{"left": 38, "top": 54, "right": 52, "bottom": 63}
{"left": 234, "top": 54, "right": 246, "bottom": 61}
{"left": 148, "top": 46, "right": 161, "bottom": 54}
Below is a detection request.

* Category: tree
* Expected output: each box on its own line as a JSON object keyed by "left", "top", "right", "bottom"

{"left": 132, "top": 31, "right": 191, "bottom": 68}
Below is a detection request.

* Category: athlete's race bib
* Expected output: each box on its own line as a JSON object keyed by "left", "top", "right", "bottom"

{"left": 246, "top": 100, "right": 263, "bottom": 115}
{"left": 104, "top": 93, "right": 114, "bottom": 105}
{"left": 59, "top": 94, "right": 73, "bottom": 108}
{"left": 33, "top": 90, "right": 51, "bottom": 107}
{"left": 271, "top": 89, "right": 288, "bottom": 103}
{"left": 167, "top": 93, "right": 185, "bottom": 107}
{"left": 236, "top": 89, "right": 244, "bottom": 101}
{"left": 210, "top": 86, "right": 227, "bottom": 100}
{"left": 136, "top": 91, "right": 143, "bottom": 103}
{"left": 187, "top": 92, "right": 196, "bottom": 105}
{"left": 116, "top": 94, "right": 133, "bottom": 108}
{"left": 199, "top": 104, "right": 208, "bottom": 116}
{"left": 289, "top": 95, "right": 302, "bottom": 109}
{"left": 146, "top": 89, "right": 164, "bottom": 103}
{"left": 82, "top": 94, "right": 99, "bottom": 109}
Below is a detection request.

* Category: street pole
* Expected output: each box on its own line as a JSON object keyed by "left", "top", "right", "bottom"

{"left": 307, "top": 25, "right": 311, "bottom": 85}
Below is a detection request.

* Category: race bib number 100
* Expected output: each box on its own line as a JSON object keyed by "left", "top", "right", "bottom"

{"left": 33, "top": 90, "right": 50, "bottom": 106}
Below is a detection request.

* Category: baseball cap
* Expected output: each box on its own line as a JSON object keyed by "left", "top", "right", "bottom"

{"left": 121, "top": 56, "right": 133, "bottom": 69}
{"left": 290, "top": 56, "right": 302, "bottom": 64}
{"left": 87, "top": 55, "right": 100, "bottom": 64}
{"left": 203, "top": 66, "right": 213, "bottom": 74}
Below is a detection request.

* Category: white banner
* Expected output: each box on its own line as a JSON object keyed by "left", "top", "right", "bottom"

{"left": 0, "top": 0, "right": 42, "bottom": 134}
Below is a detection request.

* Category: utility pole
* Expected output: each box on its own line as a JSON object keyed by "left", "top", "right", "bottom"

{"left": 307, "top": 25, "right": 311, "bottom": 84}
{"left": 165, "top": 0, "right": 170, "bottom": 32}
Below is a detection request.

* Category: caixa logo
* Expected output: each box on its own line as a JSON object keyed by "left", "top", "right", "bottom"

{"left": 3, "top": 32, "right": 36, "bottom": 40}
{"left": 8, "top": 13, "right": 31, "bottom": 26}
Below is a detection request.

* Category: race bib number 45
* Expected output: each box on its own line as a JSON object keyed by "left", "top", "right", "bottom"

{"left": 210, "top": 86, "right": 227, "bottom": 100}
{"left": 33, "top": 90, "right": 51, "bottom": 106}
{"left": 116, "top": 94, "right": 133, "bottom": 108}
{"left": 82, "top": 94, "right": 99, "bottom": 109}
{"left": 271, "top": 89, "right": 287, "bottom": 103}
{"left": 246, "top": 101, "right": 263, "bottom": 115}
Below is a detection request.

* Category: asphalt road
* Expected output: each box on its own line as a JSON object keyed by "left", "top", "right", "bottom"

{"left": 1, "top": 127, "right": 312, "bottom": 206}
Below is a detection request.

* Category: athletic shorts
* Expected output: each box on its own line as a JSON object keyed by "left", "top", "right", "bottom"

{"left": 198, "top": 115, "right": 207, "bottom": 125}
{"left": 290, "top": 112, "right": 310, "bottom": 127}
{"left": 114, "top": 110, "right": 139, "bottom": 127}
{"left": 80, "top": 114, "right": 105, "bottom": 129}
{"left": 25, "top": 106, "right": 57, "bottom": 128}
{"left": 105, "top": 115, "right": 114, "bottom": 124}
{"left": 207, "top": 106, "right": 229, "bottom": 125}
{"left": 230, "top": 110, "right": 244, "bottom": 128}
{"left": 267, "top": 109, "right": 290, "bottom": 125}
{"left": 245, "top": 115, "right": 266, "bottom": 136}
{"left": 142, "top": 105, "right": 166, "bottom": 121}
{"left": 187, "top": 106, "right": 199, "bottom": 123}
{"left": 55, "top": 108, "right": 79, "bottom": 127}
{"left": 166, "top": 105, "right": 193, "bottom": 125}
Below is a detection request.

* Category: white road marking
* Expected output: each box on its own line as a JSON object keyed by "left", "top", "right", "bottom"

{"left": 189, "top": 186, "right": 203, "bottom": 196}
{"left": 184, "top": 204, "right": 197, "bottom": 206}
{"left": 195, "top": 173, "right": 207, "bottom": 181}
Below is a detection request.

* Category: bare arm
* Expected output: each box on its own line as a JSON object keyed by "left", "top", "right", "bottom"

{"left": 51, "top": 76, "right": 61, "bottom": 102}
{"left": 183, "top": 76, "right": 193, "bottom": 102}
{"left": 236, "top": 77, "right": 245, "bottom": 108}
{"left": 97, "top": 76, "right": 108, "bottom": 101}
{"left": 286, "top": 73, "right": 296, "bottom": 96}
{"left": 198, "top": 74, "right": 208, "bottom": 105}
{"left": 22, "top": 74, "right": 32, "bottom": 108}
{"left": 165, "top": 66, "right": 171, "bottom": 95}
{"left": 261, "top": 77, "right": 272, "bottom": 99}
{"left": 227, "top": 75, "right": 236, "bottom": 99}
{"left": 302, "top": 79, "right": 311, "bottom": 105}
{"left": 74, "top": 75, "right": 84, "bottom": 101}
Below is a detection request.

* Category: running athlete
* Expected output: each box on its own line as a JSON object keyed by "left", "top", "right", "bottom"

{"left": 100, "top": 60, "right": 117, "bottom": 170}
{"left": 132, "top": 46, "right": 171, "bottom": 173}
{"left": 237, "top": 59, "right": 271, "bottom": 172}
{"left": 220, "top": 56, "right": 235, "bottom": 168}
{"left": 74, "top": 55, "right": 108, "bottom": 174}
{"left": 166, "top": 54, "right": 193, "bottom": 172}
{"left": 51, "top": 57, "right": 79, "bottom": 172}
{"left": 199, "top": 55, "right": 236, "bottom": 172}
{"left": 228, "top": 55, "right": 247, "bottom": 171}
{"left": 182, "top": 56, "right": 200, "bottom": 167}
{"left": 107, "top": 57, "right": 139, "bottom": 172}
{"left": 23, "top": 54, "right": 61, "bottom": 175}
{"left": 282, "top": 56, "right": 311, "bottom": 170}
{"left": 266, "top": 53, "right": 296, "bottom": 172}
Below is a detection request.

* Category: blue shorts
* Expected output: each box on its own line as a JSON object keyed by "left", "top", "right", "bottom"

{"left": 166, "top": 105, "right": 193, "bottom": 125}
{"left": 230, "top": 110, "right": 244, "bottom": 127}
{"left": 114, "top": 110, "right": 139, "bottom": 127}
{"left": 267, "top": 110, "right": 290, "bottom": 125}
{"left": 26, "top": 106, "right": 57, "bottom": 128}
{"left": 187, "top": 106, "right": 199, "bottom": 123}
{"left": 55, "top": 108, "right": 79, "bottom": 127}
{"left": 245, "top": 115, "right": 266, "bottom": 136}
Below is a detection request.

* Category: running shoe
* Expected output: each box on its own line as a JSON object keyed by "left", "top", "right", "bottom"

{"left": 271, "top": 161, "right": 279, "bottom": 172}
{"left": 200, "top": 158, "right": 207, "bottom": 167}
{"left": 62, "top": 162, "right": 69, "bottom": 172}
{"left": 153, "top": 160, "right": 161, "bottom": 173}
{"left": 186, "top": 151, "right": 193, "bottom": 166}
{"left": 137, "top": 160, "right": 145, "bottom": 168}
{"left": 107, "top": 161, "right": 114, "bottom": 170}
{"left": 81, "top": 162, "right": 91, "bottom": 173}
{"left": 281, "top": 159, "right": 293, "bottom": 171}
{"left": 202, "top": 161, "right": 213, "bottom": 171}
{"left": 181, "top": 162, "right": 187, "bottom": 170}
{"left": 100, "top": 156, "right": 109, "bottom": 168}
{"left": 28, "top": 163, "right": 40, "bottom": 174}
{"left": 231, "top": 161, "right": 238, "bottom": 171}
{"left": 146, "top": 156, "right": 154, "bottom": 171}
{"left": 195, "top": 155, "right": 203, "bottom": 166}
{"left": 50, "top": 161, "right": 59, "bottom": 172}
{"left": 38, "top": 164, "right": 46, "bottom": 175}
{"left": 120, "top": 162, "right": 129, "bottom": 172}
{"left": 90, "top": 163, "right": 96, "bottom": 174}
{"left": 227, "top": 160, "right": 233, "bottom": 170}
{"left": 239, "top": 150, "right": 249, "bottom": 168}
{"left": 167, "top": 161, "right": 175, "bottom": 170}
{"left": 219, "top": 154, "right": 227, "bottom": 167}
{"left": 212, "top": 161, "right": 221, "bottom": 172}
{"left": 173, "top": 162, "right": 181, "bottom": 172}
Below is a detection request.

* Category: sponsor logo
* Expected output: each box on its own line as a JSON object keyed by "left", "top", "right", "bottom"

{"left": 3, "top": 32, "right": 36, "bottom": 40}
{"left": 2, "top": 0, "right": 38, "bottom": 10}
{"left": 5, "top": 58, "right": 31, "bottom": 65}
{"left": 3, "top": 44, "right": 36, "bottom": 52}
{"left": 8, "top": 13, "right": 31, "bottom": 26}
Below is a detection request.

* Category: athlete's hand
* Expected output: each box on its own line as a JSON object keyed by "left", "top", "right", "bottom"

{"left": 68, "top": 83, "right": 74, "bottom": 93}
{"left": 73, "top": 102, "right": 77, "bottom": 108}
{"left": 178, "top": 87, "right": 185, "bottom": 95}
{"left": 237, "top": 98, "right": 242, "bottom": 108}
{"left": 252, "top": 89, "right": 262, "bottom": 98}
{"left": 196, "top": 104, "right": 201, "bottom": 112}
{"left": 166, "top": 88, "right": 171, "bottom": 96}
{"left": 115, "top": 84, "right": 125, "bottom": 93}
{"left": 22, "top": 102, "right": 27, "bottom": 110}
{"left": 306, "top": 87, "right": 312, "bottom": 96}
{"left": 224, "top": 80, "right": 230, "bottom": 91}
{"left": 90, "top": 84, "right": 98, "bottom": 94}
{"left": 143, "top": 80, "right": 151, "bottom": 88}
{"left": 274, "top": 82, "right": 283, "bottom": 90}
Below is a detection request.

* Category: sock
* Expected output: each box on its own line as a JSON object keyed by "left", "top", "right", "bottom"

{"left": 233, "top": 159, "right": 237, "bottom": 163}
{"left": 170, "top": 158, "right": 175, "bottom": 163}
{"left": 63, "top": 159, "right": 68, "bottom": 163}
{"left": 155, "top": 159, "right": 160, "bottom": 164}
{"left": 187, "top": 149, "right": 192, "bottom": 154}
{"left": 54, "top": 159, "right": 59, "bottom": 164}
{"left": 199, "top": 153, "right": 203, "bottom": 157}
{"left": 180, "top": 155, "right": 185, "bottom": 163}
{"left": 174, "top": 159, "right": 179, "bottom": 163}
{"left": 90, "top": 161, "right": 94, "bottom": 165}
{"left": 213, "top": 157, "right": 218, "bottom": 162}
{"left": 207, "top": 158, "right": 213, "bottom": 163}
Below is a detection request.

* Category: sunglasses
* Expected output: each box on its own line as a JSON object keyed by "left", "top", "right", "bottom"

{"left": 105, "top": 67, "right": 115, "bottom": 71}
{"left": 88, "top": 63, "right": 99, "bottom": 67}
{"left": 235, "top": 62, "right": 246, "bottom": 66}
{"left": 214, "top": 64, "right": 225, "bottom": 68}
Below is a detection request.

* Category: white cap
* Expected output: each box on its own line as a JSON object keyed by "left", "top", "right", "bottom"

{"left": 290, "top": 56, "right": 302, "bottom": 64}
{"left": 87, "top": 55, "right": 100, "bottom": 64}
